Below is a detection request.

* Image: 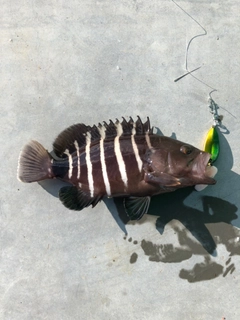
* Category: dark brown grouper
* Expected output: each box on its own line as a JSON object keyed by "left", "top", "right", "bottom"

{"left": 17, "top": 117, "right": 217, "bottom": 220}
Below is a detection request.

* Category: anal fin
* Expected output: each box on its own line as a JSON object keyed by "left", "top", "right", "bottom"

{"left": 123, "top": 196, "right": 151, "bottom": 220}
{"left": 59, "top": 186, "right": 102, "bottom": 211}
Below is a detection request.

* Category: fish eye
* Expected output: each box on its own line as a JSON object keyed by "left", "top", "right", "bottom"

{"left": 180, "top": 145, "right": 193, "bottom": 155}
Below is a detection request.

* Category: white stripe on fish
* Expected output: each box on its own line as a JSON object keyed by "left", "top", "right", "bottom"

{"left": 74, "top": 140, "right": 81, "bottom": 179}
{"left": 131, "top": 122, "right": 143, "bottom": 172}
{"left": 145, "top": 131, "right": 153, "bottom": 150}
{"left": 98, "top": 125, "right": 111, "bottom": 196}
{"left": 114, "top": 121, "right": 128, "bottom": 188}
{"left": 85, "top": 132, "right": 94, "bottom": 197}
{"left": 64, "top": 148, "right": 73, "bottom": 179}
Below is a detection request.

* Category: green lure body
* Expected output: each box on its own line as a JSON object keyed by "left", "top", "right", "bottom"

{"left": 204, "top": 126, "right": 220, "bottom": 163}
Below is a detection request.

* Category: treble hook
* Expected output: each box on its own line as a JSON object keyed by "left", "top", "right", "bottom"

{"left": 208, "top": 90, "right": 222, "bottom": 127}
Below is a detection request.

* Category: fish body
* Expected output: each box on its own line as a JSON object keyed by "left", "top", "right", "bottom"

{"left": 17, "top": 117, "right": 217, "bottom": 220}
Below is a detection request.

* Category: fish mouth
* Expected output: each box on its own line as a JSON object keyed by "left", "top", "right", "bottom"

{"left": 202, "top": 153, "right": 217, "bottom": 183}
{"left": 194, "top": 152, "right": 217, "bottom": 191}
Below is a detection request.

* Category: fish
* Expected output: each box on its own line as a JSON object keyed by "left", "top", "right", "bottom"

{"left": 17, "top": 117, "right": 217, "bottom": 220}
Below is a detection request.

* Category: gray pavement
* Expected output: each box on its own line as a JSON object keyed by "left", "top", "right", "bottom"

{"left": 1, "top": 0, "right": 240, "bottom": 319}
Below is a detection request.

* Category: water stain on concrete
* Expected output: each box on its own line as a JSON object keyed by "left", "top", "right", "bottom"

{"left": 141, "top": 239, "right": 192, "bottom": 263}
{"left": 130, "top": 252, "right": 138, "bottom": 264}
{"left": 179, "top": 256, "right": 224, "bottom": 282}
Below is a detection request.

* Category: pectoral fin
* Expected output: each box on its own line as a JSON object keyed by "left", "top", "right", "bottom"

{"left": 123, "top": 196, "right": 151, "bottom": 220}
{"left": 59, "top": 186, "right": 102, "bottom": 211}
{"left": 145, "top": 172, "right": 181, "bottom": 187}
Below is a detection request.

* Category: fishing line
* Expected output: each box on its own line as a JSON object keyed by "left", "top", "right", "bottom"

{"left": 209, "top": 90, "right": 237, "bottom": 121}
{"left": 172, "top": 0, "right": 216, "bottom": 91}
{"left": 174, "top": 66, "right": 201, "bottom": 82}
{"left": 170, "top": 0, "right": 229, "bottom": 165}
{"left": 171, "top": 3, "right": 237, "bottom": 118}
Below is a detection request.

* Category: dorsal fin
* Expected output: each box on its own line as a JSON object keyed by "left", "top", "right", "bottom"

{"left": 121, "top": 117, "right": 133, "bottom": 136}
{"left": 142, "top": 116, "right": 153, "bottom": 134}
{"left": 90, "top": 124, "right": 101, "bottom": 141}
{"left": 53, "top": 117, "right": 153, "bottom": 157}
{"left": 103, "top": 120, "right": 116, "bottom": 137}
{"left": 135, "top": 116, "right": 153, "bottom": 135}
{"left": 53, "top": 123, "right": 89, "bottom": 157}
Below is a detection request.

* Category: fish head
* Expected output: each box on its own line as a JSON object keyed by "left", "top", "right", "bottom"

{"left": 148, "top": 137, "right": 217, "bottom": 188}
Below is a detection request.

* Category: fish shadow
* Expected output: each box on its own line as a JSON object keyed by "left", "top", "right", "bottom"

{"left": 113, "top": 176, "right": 240, "bottom": 283}
{"left": 113, "top": 129, "right": 240, "bottom": 282}
{"left": 150, "top": 189, "right": 239, "bottom": 255}
{"left": 113, "top": 187, "right": 239, "bottom": 247}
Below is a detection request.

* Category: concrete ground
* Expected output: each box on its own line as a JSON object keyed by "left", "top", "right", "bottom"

{"left": 1, "top": 0, "right": 240, "bottom": 319}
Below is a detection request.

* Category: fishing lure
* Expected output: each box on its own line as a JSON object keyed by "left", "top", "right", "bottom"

{"left": 204, "top": 95, "right": 221, "bottom": 164}
{"left": 195, "top": 96, "right": 220, "bottom": 192}
{"left": 204, "top": 126, "right": 219, "bottom": 164}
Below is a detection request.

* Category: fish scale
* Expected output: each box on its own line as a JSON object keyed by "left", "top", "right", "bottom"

{"left": 17, "top": 117, "right": 217, "bottom": 220}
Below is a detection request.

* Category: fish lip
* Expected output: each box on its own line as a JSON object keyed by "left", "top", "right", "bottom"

{"left": 191, "top": 152, "right": 216, "bottom": 185}
{"left": 202, "top": 152, "right": 216, "bottom": 185}
{"left": 203, "top": 152, "right": 211, "bottom": 166}
{"left": 202, "top": 174, "right": 216, "bottom": 185}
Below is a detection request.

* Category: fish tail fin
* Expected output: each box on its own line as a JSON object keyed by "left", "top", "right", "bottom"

{"left": 17, "top": 140, "right": 54, "bottom": 183}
